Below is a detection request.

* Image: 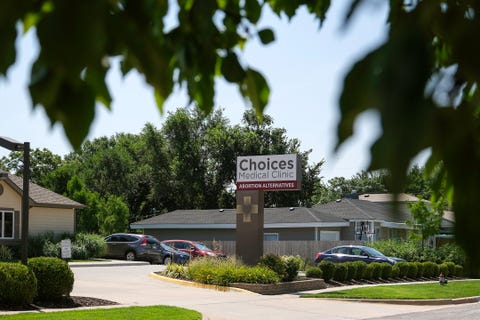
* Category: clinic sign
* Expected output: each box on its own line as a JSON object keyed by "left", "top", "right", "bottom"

{"left": 236, "top": 154, "right": 302, "bottom": 191}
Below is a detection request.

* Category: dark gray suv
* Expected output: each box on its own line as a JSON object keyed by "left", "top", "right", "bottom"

{"left": 104, "top": 233, "right": 190, "bottom": 264}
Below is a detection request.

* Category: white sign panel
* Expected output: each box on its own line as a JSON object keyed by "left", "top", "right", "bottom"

{"left": 61, "top": 239, "right": 72, "bottom": 259}
{"left": 236, "top": 154, "right": 301, "bottom": 191}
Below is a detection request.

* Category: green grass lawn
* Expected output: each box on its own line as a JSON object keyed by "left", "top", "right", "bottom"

{"left": 0, "top": 306, "right": 201, "bottom": 320}
{"left": 301, "top": 280, "right": 480, "bottom": 300}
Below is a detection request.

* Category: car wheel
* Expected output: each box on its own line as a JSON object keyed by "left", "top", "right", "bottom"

{"left": 163, "top": 256, "right": 172, "bottom": 265}
{"left": 125, "top": 251, "right": 136, "bottom": 261}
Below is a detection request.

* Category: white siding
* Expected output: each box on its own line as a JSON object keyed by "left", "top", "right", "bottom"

{"left": 29, "top": 207, "right": 75, "bottom": 235}
{"left": 0, "top": 181, "right": 21, "bottom": 211}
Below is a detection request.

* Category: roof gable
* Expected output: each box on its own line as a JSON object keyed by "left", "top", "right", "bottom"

{"left": 0, "top": 170, "right": 85, "bottom": 209}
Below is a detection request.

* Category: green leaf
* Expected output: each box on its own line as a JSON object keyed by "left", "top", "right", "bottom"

{"left": 241, "top": 68, "right": 270, "bottom": 115}
{"left": 221, "top": 52, "right": 246, "bottom": 83}
{"left": 245, "top": 0, "right": 262, "bottom": 24}
{"left": 258, "top": 28, "right": 275, "bottom": 45}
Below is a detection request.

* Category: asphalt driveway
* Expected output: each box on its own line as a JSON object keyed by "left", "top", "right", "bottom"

{"left": 68, "top": 262, "right": 476, "bottom": 320}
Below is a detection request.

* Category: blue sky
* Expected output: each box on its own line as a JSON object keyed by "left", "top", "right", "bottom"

{"left": 1, "top": 2, "right": 426, "bottom": 180}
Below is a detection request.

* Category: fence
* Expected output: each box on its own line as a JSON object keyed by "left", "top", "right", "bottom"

{"left": 205, "top": 240, "right": 364, "bottom": 263}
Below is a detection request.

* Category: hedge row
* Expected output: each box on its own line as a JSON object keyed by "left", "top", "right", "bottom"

{"left": 0, "top": 257, "right": 74, "bottom": 306}
{"left": 316, "top": 260, "right": 463, "bottom": 282}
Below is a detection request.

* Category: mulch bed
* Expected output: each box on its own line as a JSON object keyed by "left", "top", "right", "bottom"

{"left": 0, "top": 296, "right": 119, "bottom": 312}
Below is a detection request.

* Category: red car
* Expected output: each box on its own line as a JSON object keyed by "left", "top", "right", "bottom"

{"left": 162, "top": 239, "right": 225, "bottom": 258}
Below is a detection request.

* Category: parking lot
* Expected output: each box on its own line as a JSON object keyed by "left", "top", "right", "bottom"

{"left": 69, "top": 262, "right": 480, "bottom": 320}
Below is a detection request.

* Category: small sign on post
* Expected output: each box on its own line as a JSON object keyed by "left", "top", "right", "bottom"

{"left": 61, "top": 239, "right": 72, "bottom": 260}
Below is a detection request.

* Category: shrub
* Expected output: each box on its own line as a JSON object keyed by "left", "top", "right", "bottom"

{"left": 443, "top": 262, "right": 456, "bottom": 276}
{"left": 29, "top": 232, "right": 57, "bottom": 257}
{"left": 407, "top": 263, "right": 418, "bottom": 278}
{"left": 438, "top": 262, "right": 451, "bottom": 277}
{"left": 185, "top": 256, "right": 279, "bottom": 285}
{"left": 352, "top": 261, "right": 367, "bottom": 280}
{"left": 414, "top": 262, "right": 424, "bottom": 278}
{"left": 258, "top": 254, "right": 286, "bottom": 281}
{"left": 235, "top": 265, "right": 279, "bottom": 284}
{"left": 454, "top": 264, "right": 464, "bottom": 277}
{"left": 42, "top": 241, "right": 60, "bottom": 257}
{"left": 391, "top": 264, "right": 400, "bottom": 278}
{"left": 380, "top": 263, "right": 392, "bottom": 279}
{"left": 28, "top": 257, "right": 74, "bottom": 301}
{"left": 305, "top": 266, "right": 323, "bottom": 278}
{"left": 161, "top": 264, "right": 188, "bottom": 279}
{"left": 333, "top": 263, "right": 347, "bottom": 282}
{"left": 343, "top": 262, "right": 357, "bottom": 281}
{"left": 0, "top": 245, "right": 14, "bottom": 262}
{"left": 0, "top": 262, "right": 37, "bottom": 306}
{"left": 363, "top": 263, "right": 374, "bottom": 280}
{"left": 281, "top": 255, "right": 302, "bottom": 282}
{"left": 422, "top": 261, "right": 437, "bottom": 277}
{"left": 318, "top": 260, "right": 335, "bottom": 281}
{"left": 74, "top": 233, "right": 106, "bottom": 258}
{"left": 395, "top": 262, "right": 410, "bottom": 278}
{"left": 369, "top": 263, "right": 382, "bottom": 279}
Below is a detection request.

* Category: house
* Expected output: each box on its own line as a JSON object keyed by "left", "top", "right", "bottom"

{"left": 0, "top": 170, "right": 85, "bottom": 246}
{"left": 130, "top": 198, "right": 418, "bottom": 242}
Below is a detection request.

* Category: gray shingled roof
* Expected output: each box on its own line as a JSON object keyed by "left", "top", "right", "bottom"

{"left": 130, "top": 199, "right": 411, "bottom": 228}
{"left": 1, "top": 170, "right": 85, "bottom": 209}
{"left": 314, "top": 198, "right": 412, "bottom": 223}
{"left": 131, "top": 206, "right": 350, "bottom": 228}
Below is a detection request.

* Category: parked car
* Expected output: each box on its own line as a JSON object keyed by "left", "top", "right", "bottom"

{"left": 162, "top": 239, "right": 226, "bottom": 258}
{"left": 104, "top": 233, "right": 190, "bottom": 264}
{"left": 314, "top": 245, "right": 405, "bottom": 265}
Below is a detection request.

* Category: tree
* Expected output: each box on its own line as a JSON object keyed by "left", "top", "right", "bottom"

{"left": 407, "top": 197, "right": 444, "bottom": 250}
{"left": 3, "top": 0, "right": 479, "bottom": 270}
{"left": 0, "top": 148, "right": 62, "bottom": 186}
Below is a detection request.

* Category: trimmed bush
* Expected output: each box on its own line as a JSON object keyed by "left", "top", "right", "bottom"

{"left": 369, "top": 263, "right": 382, "bottom": 279}
{"left": 438, "top": 262, "right": 451, "bottom": 277}
{"left": 422, "top": 261, "right": 437, "bottom": 277}
{"left": 28, "top": 257, "right": 74, "bottom": 301}
{"left": 363, "top": 263, "right": 374, "bottom": 280}
{"left": 281, "top": 255, "right": 302, "bottom": 282}
{"left": 0, "top": 262, "right": 37, "bottom": 306}
{"left": 414, "top": 262, "right": 424, "bottom": 278}
{"left": 352, "top": 261, "right": 367, "bottom": 280}
{"left": 258, "top": 254, "right": 286, "bottom": 281}
{"left": 344, "top": 262, "right": 357, "bottom": 281}
{"left": 395, "top": 262, "right": 410, "bottom": 278}
{"left": 391, "top": 264, "right": 400, "bottom": 278}
{"left": 305, "top": 266, "right": 323, "bottom": 278}
{"left": 318, "top": 260, "right": 335, "bottom": 281}
{"left": 333, "top": 263, "right": 347, "bottom": 282}
{"left": 454, "top": 264, "right": 464, "bottom": 277}
{"left": 407, "top": 263, "right": 418, "bottom": 278}
{"left": 380, "top": 263, "right": 392, "bottom": 279}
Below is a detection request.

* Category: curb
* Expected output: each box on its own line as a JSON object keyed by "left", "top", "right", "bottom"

{"left": 149, "top": 273, "right": 256, "bottom": 294}
{"left": 324, "top": 296, "right": 480, "bottom": 305}
{"left": 69, "top": 260, "right": 150, "bottom": 268}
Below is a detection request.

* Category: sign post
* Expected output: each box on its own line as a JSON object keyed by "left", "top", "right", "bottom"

{"left": 236, "top": 154, "right": 301, "bottom": 265}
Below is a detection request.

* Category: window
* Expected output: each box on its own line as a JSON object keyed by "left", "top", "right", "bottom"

{"left": 0, "top": 210, "right": 14, "bottom": 239}
{"left": 319, "top": 230, "right": 339, "bottom": 241}
{"left": 264, "top": 233, "right": 279, "bottom": 241}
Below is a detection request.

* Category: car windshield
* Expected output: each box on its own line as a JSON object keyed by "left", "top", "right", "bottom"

{"left": 194, "top": 242, "right": 212, "bottom": 251}
{"left": 363, "top": 247, "right": 386, "bottom": 257}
